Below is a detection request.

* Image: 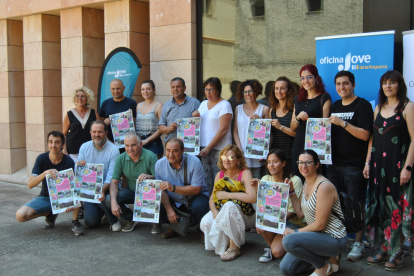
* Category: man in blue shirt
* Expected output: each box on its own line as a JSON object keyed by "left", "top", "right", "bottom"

{"left": 78, "top": 121, "right": 120, "bottom": 230}
{"left": 156, "top": 138, "right": 209, "bottom": 239}
{"left": 158, "top": 77, "right": 200, "bottom": 141}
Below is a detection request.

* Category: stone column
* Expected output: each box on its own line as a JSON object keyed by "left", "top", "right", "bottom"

{"left": 104, "top": 0, "right": 150, "bottom": 103}
{"left": 150, "top": 0, "right": 197, "bottom": 102}
{"left": 61, "top": 7, "right": 104, "bottom": 116}
{"left": 0, "top": 19, "right": 26, "bottom": 174}
{"left": 23, "top": 14, "right": 62, "bottom": 174}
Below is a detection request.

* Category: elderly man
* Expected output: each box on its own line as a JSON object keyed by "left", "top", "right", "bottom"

{"left": 99, "top": 79, "right": 137, "bottom": 144}
{"left": 106, "top": 132, "right": 158, "bottom": 232}
{"left": 156, "top": 138, "right": 209, "bottom": 239}
{"left": 158, "top": 77, "right": 200, "bottom": 141}
{"left": 77, "top": 121, "right": 120, "bottom": 230}
{"left": 15, "top": 131, "right": 84, "bottom": 236}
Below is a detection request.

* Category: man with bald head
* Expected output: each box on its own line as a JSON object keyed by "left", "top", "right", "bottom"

{"left": 99, "top": 79, "right": 137, "bottom": 144}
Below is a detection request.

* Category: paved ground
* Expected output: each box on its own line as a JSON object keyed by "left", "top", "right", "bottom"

{"left": 1, "top": 181, "right": 413, "bottom": 276}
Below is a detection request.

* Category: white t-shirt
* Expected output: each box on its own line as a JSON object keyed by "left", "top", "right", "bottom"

{"left": 199, "top": 99, "right": 233, "bottom": 150}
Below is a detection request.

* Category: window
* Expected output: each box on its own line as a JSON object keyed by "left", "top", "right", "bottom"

{"left": 307, "top": 0, "right": 322, "bottom": 12}
{"left": 251, "top": 0, "right": 265, "bottom": 17}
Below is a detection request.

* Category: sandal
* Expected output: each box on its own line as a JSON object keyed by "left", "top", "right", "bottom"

{"left": 367, "top": 249, "right": 388, "bottom": 265}
{"left": 385, "top": 252, "right": 404, "bottom": 271}
{"left": 221, "top": 248, "right": 242, "bottom": 261}
{"left": 161, "top": 229, "right": 177, "bottom": 239}
{"left": 330, "top": 254, "right": 341, "bottom": 273}
{"left": 309, "top": 262, "right": 332, "bottom": 276}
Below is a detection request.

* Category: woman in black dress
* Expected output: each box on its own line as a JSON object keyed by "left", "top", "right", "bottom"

{"left": 290, "top": 64, "right": 331, "bottom": 180}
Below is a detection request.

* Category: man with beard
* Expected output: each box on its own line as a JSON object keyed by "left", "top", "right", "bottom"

{"left": 78, "top": 121, "right": 120, "bottom": 230}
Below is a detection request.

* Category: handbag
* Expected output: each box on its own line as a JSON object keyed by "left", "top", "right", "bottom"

{"left": 168, "top": 154, "right": 192, "bottom": 237}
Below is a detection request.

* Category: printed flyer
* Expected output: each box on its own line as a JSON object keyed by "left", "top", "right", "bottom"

{"left": 245, "top": 119, "right": 272, "bottom": 159}
{"left": 46, "top": 168, "right": 80, "bottom": 214}
{"left": 256, "top": 180, "right": 290, "bottom": 234}
{"left": 177, "top": 117, "right": 201, "bottom": 155}
{"left": 109, "top": 110, "right": 135, "bottom": 148}
{"left": 74, "top": 163, "right": 104, "bottom": 203}
{"left": 304, "top": 118, "right": 332, "bottom": 164}
{"left": 133, "top": 180, "right": 162, "bottom": 223}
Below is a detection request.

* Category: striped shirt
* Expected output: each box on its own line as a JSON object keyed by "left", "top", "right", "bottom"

{"left": 136, "top": 103, "right": 160, "bottom": 135}
{"left": 270, "top": 109, "right": 294, "bottom": 161}
{"left": 301, "top": 180, "right": 346, "bottom": 239}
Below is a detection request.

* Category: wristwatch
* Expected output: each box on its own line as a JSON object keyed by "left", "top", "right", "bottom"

{"left": 343, "top": 121, "right": 349, "bottom": 129}
{"left": 406, "top": 166, "right": 412, "bottom": 172}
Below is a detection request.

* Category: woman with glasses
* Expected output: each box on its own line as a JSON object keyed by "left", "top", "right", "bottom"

{"left": 192, "top": 77, "right": 233, "bottom": 194}
{"left": 135, "top": 80, "right": 164, "bottom": 159}
{"left": 233, "top": 79, "right": 270, "bottom": 178}
{"left": 251, "top": 149, "right": 304, "bottom": 263}
{"left": 290, "top": 64, "right": 331, "bottom": 180}
{"left": 269, "top": 77, "right": 298, "bottom": 162}
{"left": 200, "top": 145, "right": 256, "bottom": 261}
{"left": 280, "top": 149, "right": 347, "bottom": 275}
{"left": 362, "top": 70, "right": 414, "bottom": 270}
{"left": 63, "top": 86, "right": 98, "bottom": 161}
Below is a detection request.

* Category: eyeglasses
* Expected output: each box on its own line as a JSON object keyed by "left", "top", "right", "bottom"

{"left": 221, "top": 155, "right": 236, "bottom": 161}
{"left": 300, "top": 75, "right": 314, "bottom": 82}
{"left": 75, "top": 95, "right": 86, "bottom": 99}
{"left": 296, "top": 160, "right": 315, "bottom": 167}
{"left": 243, "top": 90, "right": 254, "bottom": 95}
{"left": 204, "top": 88, "right": 216, "bottom": 93}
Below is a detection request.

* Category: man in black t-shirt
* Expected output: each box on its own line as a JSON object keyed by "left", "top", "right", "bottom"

{"left": 99, "top": 79, "right": 138, "bottom": 147}
{"left": 328, "top": 71, "right": 373, "bottom": 262}
{"left": 15, "top": 131, "right": 85, "bottom": 236}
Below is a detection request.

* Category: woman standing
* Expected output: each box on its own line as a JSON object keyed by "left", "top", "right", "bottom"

{"left": 63, "top": 87, "right": 98, "bottom": 161}
{"left": 269, "top": 76, "right": 298, "bottom": 162}
{"left": 291, "top": 64, "right": 331, "bottom": 179}
{"left": 135, "top": 80, "right": 164, "bottom": 159}
{"left": 233, "top": 79, "right": 270, "bottom": 179}
{"left": 192, "top": 77, "right": 233, "bottom": 194}
{"left": 363, "top": 70, "right": 414, "bottom": 270}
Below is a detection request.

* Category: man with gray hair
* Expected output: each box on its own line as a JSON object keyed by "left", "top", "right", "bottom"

{"left": 106, "top": 132, "right": 158, "bottom": 232}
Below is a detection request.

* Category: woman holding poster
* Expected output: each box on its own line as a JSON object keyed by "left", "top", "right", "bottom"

{"left": 290, "top": 65, "right": 331, "bottom": 180}
{"left": 200, "top": 145, "right": 256, "bottom": 261}
{"left": 233, "top": 79, "right": 270, "bottom": 178}
{"left": 280, "top": 150, "right": 347, "bottom": 275}
{"left": 363, "top": 70, "right": 414, "bottom": 270}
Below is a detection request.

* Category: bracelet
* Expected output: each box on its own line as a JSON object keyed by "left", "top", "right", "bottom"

{"left": 145, "top": 140, "right": 148, "bottom": 144}
{"left": 172, "top": 185, "right": 176, "bottom": 193}
{"left": 295, "top": 118, "right": 300, "bottom": 124}
{"left": 289, "top": 191, "right": 296, "bottom": 196}
{"left": 365, "top": 163, "right": 369, "bottom": 165}
{"left": 280, "top": 126, "right": 285, "bottom": 131}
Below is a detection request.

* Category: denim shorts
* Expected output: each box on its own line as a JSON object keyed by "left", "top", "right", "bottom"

{"left": 24, "top": 196, "right": 52, "bottom": 214}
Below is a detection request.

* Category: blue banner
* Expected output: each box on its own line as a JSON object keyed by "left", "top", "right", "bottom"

{"left": 316, "top": 31, "right": 394, "bottom": 108}
{"left": 98, "top": 47, "right": 142, "bottom": 111}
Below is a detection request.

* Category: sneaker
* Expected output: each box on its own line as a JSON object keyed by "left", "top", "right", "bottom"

{"left": 347, "top": 242, "right": 365, "bottom": 262}
{"left": 71, "top": 220, "right": 85, "bottom": 236}
{"left": 122, "top": 221, "right": 138, "bottom": 232}
{"left": 151, "top": 223, "right": 162, "bottom": 234}
{"left": 43, "top": 213, "right": 58, "bottom": 229}
{"left": 109, "top": 220, "right": 122, "bottom": 232}
{"left": 259, "top": 248, "right": 273, "bottom": 263}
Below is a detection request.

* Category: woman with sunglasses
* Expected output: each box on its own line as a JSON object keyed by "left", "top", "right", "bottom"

{"left": 200, "top": 145, "right": 256, "bottom": 261}
{"left": 280, "top": 149, "right": 347, "bottom": 276}
{"left": 251, "top": 149, "right": 305, "bottom": 263}
{"left": 233, "top": 79, "right": 270, "bottom": 178}
{"left": 290, "top": 65, "right": 331, "bottom": 180}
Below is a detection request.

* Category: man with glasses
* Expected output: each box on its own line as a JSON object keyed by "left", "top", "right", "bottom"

{"left": 327, "top": 71, "right": 373, "bottom": 262}
{"left": 156, "top": 138, "right": 209, "bottom": 239}
{"left": 158, "top": 77, "right": 200, "bottom": 141}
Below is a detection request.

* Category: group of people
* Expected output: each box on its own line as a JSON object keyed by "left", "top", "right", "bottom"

{"left": 15, "top": 64, "right": 413, "bottom": 275}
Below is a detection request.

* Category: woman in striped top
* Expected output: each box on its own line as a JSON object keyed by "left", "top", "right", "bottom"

{"left": 280, "top": 149, "right": 347, "bottom": 276}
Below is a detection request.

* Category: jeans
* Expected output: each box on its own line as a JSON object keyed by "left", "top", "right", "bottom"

{"left": 143, "top": 137, "right": 164, "bottom": 157}
{"left": 200, "top": 148, "right": 220, "bottom": 195}
{"left": 326, "top": 164, "right": 367, "bottom": 205}
{"left": 84, "top": 192, "right": 118, "bottom": 228}
{"left": 159, "top": 194, "right": 210, "bottom": 227}
{"left": 105, "top": 187, "right": 135, "bottom": 222}
{"left": 280, "top": 232, "right": 348, "bottom": 275}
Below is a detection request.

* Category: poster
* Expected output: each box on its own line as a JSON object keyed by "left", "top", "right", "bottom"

{"left": 74, "top": 163, "right": 104, "bottom": 203}
{"left": 304, "top": 118, "right": 332, "bottom": 164}
{"left": 177, "top": 118, "right": 201, "bottom": 155}
{"left": 46, "top": 168, "right": 80, "bottom": 214}
{"left": 256, "top": 180, "right": 290, "bottom": 234}
{"left": 133, "top": 180, "right": 162, "bottom": 223}
{"left": 109, "top": 110, "right": 135, "bottom": 148}
{"left": 245, "top": 119, "right": 272, "bottom": 159}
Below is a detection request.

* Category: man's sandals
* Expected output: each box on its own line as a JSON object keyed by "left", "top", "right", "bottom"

{"left": 221, "top": 248, "right": 242, "bottom": 261}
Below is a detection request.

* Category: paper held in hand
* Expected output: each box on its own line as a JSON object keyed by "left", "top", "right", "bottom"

{"left": 46, "top": 168, "right": 81, "bottom": 214}
{"left": 74, "top": 163, "right": 104, "bottom": 204}
{"left": 133, "top": 180, "right": 162, "bottom": 223}
{"left": 177, "top": 117, "right": 201, "bottom": 155}
{"left": 109, "top": 110, "right": 135, "bottom": 148}
{"left": 304, "top": 118, "right": 332, "bottom": 165}
{"left": 245, "top": 119, "right": 272, "bottom": 159}
{"left": 256, "top": 180, "right": 290, "bottom": 234}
